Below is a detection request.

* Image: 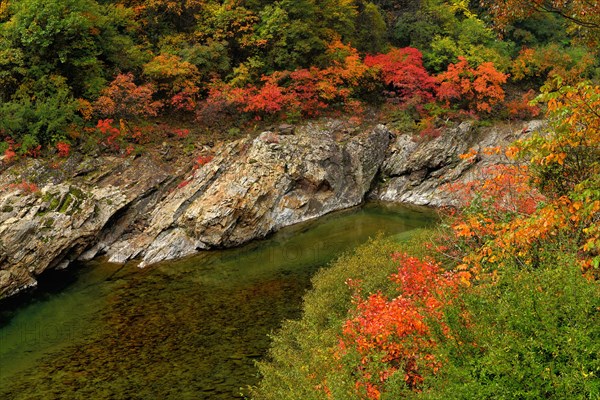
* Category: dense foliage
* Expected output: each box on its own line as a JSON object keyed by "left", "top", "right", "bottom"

{"left": 1, "top": 0, "right": 598, "bottom": 158}
{"left": 1, "top": 1, "right": 598, "bottom": 397}
{"left": 251, "top": 81, "right": 600, "bottom": 399}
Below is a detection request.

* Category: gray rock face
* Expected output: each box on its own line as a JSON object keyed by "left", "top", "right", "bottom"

{"left": 371, "top": 120, "right": 543, "bottom": 206}
{"left": 107, "top": 124, "right": 390, "bottom": 266}
{"left": 0, "top": 123, "right": 389, "bottom": 297}
{"left": 371, "top": 121, "right": 473, "bottom": 205}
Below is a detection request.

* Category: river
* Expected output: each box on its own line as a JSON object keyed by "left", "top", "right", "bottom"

{"left": 0, "top": 203, "right": 434, "bottom": 399}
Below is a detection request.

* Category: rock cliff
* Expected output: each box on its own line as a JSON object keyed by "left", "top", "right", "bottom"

{"left": 370, "top": 120, "right": 544, "bottom": 206}
{"left": 0, "top": 122, "right": 389, "bottom": 297}
{"left": 106, "top": 123, "right": 390, "bottom": 266}
{"left": 0, "top": 119, "right": 543, "bottom": 298}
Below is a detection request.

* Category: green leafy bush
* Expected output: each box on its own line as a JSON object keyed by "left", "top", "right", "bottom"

{"left": 0, "top": 75, "right": 80, "bottom": 144}
{"left": 424, "top": 257, "right": 600, "bottom": 399}
{"left": 250, "top": 231, "right": 436, "bottom": 400}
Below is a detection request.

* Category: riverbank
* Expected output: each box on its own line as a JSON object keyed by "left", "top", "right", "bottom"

{"left": 0, "top": 203, "right": 434, "bottom": 399}
{"left": 0, "top": 118, "right": 541, "bottom": 298}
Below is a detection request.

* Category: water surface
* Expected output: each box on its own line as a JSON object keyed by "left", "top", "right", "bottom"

{"left": 0, "top": 203, "right": 434, "bottom": 399}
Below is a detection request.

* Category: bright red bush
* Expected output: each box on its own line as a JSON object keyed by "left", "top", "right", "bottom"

{"left": 4, "top": 148, "right": 16, "bottom": 163}
{"left": 243, "top": 79, "right": 289, "bottom": 114}
{"left": 96, "top": 119, "right": 123, "bottom": 151}
{"left": 56, "top": 141, "right": 71, "bottom": 158}
{"left": 339, "top": 254, "right": 466, "bottom": 398}
{"left": 365, "top": 47, "right": 437, "bottom": 104}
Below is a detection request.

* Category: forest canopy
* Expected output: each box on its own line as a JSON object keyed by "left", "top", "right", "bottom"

{"left": 0, "top": 0, "right": 598, "bottom": 155}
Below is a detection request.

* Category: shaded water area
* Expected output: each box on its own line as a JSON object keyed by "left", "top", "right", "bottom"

{"left": 0, "top": 203, "right": 435, "bottom": 399}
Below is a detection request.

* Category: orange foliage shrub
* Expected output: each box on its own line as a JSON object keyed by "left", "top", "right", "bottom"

{"left": 447, "top": 161, "right": 545, "bottom": 271}
{"left": 94, "top": 73, "right": 163, "bottom": 119}
{"left": 437, "top": 57, "right": 508, "bottom": 113}
{"left": 3, "top": 147, "right": 17, "bottom": 163}
{"left": 447, "top": 84, "right": 600, "bottom": 274}
{"left": 338, "top": 254, "right": 466, "bottom": 399}
{"left": 96, "top": 119, "right": 122, "bottom": 152}
{"left": 56, "top": 141, "right": 71, "bottom": 158}
{"left": 242, "top": 76, "right": 290, "bottom": 115}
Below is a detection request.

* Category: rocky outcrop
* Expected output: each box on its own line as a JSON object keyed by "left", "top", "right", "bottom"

{"left": 106, "top": 123, "right": 390, "bottom": 266}
{"left": 0, "top": 155, "right": 174, "bottom": 298}
{"left": 0, "top": 123, "right": 389, "bottom": 297}
{"left": 0, "top": 119, "right": 545, "bottom": 298}
{"left": 370, "top": 120, "right": 545, "bottom": 206}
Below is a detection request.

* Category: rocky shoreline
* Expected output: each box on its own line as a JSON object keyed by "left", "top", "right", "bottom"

{"left": 0, "top": 119, "right": 543, "bottom": 298}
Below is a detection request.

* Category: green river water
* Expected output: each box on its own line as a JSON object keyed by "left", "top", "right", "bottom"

{"left": 0, "top": 203, "right": 434, "bottom": 399}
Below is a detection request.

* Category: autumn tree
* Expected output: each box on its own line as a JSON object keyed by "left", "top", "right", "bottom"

{"left": 436, "top": 57, "right": 508, "bottom": 114}
{"left": 510, "top": 44, "right": 596, "bottom": 87}
{"left": 143, "top": 53, "right": 201, "bottom": 111}
{"left": 450, "top": 83, "right": 600, "bottom": 276}
{"left": 94, "top": 73, "right": 162, "bottom": 120}
{"left": 118, "top": 0, "right": 209, "bottom": 39}
{"left": 482, "top": 0, "right": 600, "bottom": 46}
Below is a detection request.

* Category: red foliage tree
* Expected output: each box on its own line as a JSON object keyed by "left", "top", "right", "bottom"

{"left": 365, "top": 47, "right": 437, "bottom": 104}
